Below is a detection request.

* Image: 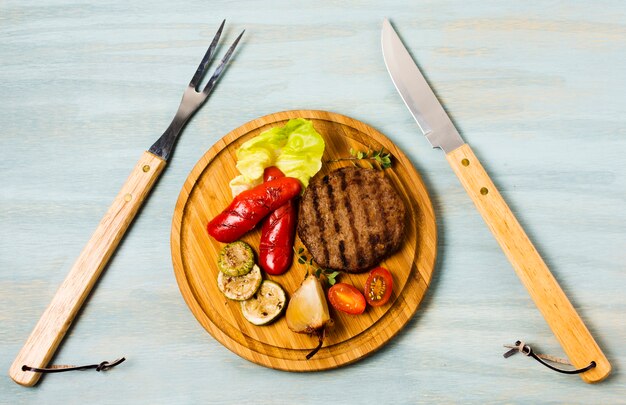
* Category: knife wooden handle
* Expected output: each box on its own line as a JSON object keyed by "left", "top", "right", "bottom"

{"left": 446, "top": 143, "right": 610, "bottom": 383}
{"left": 9, "top": 151, "right": 166, "bottom": 386}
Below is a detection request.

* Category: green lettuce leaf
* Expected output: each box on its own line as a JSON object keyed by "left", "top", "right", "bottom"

{"left": 229, "top": 118, "right": 325, "bottom": 196}
{"left": 235, "top": 126, "right": 289, "bottom": 181}
{"left": 229, "top": 174, "right": 262, "bottom": 197}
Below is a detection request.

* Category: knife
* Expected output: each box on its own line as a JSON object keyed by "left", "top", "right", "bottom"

{"left": 381, "top": 18, "right": 610, "bottom": 383}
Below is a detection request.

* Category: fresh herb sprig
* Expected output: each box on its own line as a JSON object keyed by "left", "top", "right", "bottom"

{"left": 326, "top": 147, "right": 392, "bottom": 169}
{"left": 294, "top": 247, "right": 341, "bottom": 286}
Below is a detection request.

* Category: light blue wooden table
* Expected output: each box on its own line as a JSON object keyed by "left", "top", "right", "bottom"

{"left": 1, "top": 1, "right": 625, "bottom": 403}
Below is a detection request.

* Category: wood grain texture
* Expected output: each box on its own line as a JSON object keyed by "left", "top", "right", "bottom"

{"left": 171, "top": 110, "right": 437, "bottom": 371}
{"left": 1, "top": 0, "right": 625, "bottom": 403}
{"left": 8, "top": 151, "right": 165, "bottom": 386}
{"left": 446, "top": 144, "right": 610, "bottom": 383}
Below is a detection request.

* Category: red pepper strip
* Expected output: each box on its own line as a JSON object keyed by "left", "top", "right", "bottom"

{"left": 259, "top": 167, "right": 298, "bottom": 275}
{"left": 207, "top": 177, "right": 301, "bottom": 243}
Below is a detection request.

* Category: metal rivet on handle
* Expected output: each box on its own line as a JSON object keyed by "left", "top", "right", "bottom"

{"left": 461, "top": 158, "right": 470, "bottom": 166}
{"left": 480, "top": 187, "right": 489, "bottom": 195}
{"left": 124, "top": 194, "right": 133, "bottom": 202}
{"left": 142, "top": 165, "right": 150, "bottom": 172}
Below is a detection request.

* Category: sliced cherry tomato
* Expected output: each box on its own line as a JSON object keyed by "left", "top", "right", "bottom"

{"left": 364, "top": 267, "right": 393, "bottom": 307}
{"left": 327, "top": 283, "right": 366, "bottom": 315}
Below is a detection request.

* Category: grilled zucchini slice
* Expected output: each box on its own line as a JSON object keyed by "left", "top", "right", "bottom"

{"left": 217, "top": 264, "right": 262, "bottom": 301}
{"left": 241, "top": 280, "right": 287, "bottom": 325}
{"left": 218, "top": 241, "right": 254, "bottom": 276}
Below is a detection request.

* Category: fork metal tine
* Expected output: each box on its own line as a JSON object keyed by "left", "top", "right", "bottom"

{"left": 189, "top": 19, "right": 225, "bottom": 90}
{"left": 202, "top": 29, "right": 245, "bottom": 95}
{"left": 149, "top": 24, "right": 243, "bottom": 161}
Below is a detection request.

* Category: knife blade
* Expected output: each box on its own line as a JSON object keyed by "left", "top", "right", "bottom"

{"left": 381, "top": 18, "right": 610, "bottom": 383}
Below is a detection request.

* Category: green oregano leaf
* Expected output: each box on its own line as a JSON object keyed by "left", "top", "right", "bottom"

{"left": 326, "top": 271, "right": 340, "bottom": 286}
{"left": 327, "top": 147, "right": 393, "bottom": 170}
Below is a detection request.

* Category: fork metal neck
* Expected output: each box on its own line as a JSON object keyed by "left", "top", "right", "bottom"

{"left": 148, "top": 110, "right": 190, "bottom": 161}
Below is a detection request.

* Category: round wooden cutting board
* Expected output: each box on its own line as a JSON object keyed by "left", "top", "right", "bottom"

{"left": 171, "top": 110, "right": 437, "bottom": 371}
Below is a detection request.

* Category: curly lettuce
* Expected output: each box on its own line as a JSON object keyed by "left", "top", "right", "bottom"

{"left": 229, "top": 118, "right": 325, "bottom": 196}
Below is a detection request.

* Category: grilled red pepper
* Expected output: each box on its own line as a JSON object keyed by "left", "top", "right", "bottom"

{"left": 207, "top": 176, "right": 301, "bottom": 243}
{"left": 259, "top": 167, "right": 298, "bottom": 275}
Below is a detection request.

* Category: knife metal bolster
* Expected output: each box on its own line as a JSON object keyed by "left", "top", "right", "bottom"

{"left": 425, "top": 125, "right": 465, "bottom": 154}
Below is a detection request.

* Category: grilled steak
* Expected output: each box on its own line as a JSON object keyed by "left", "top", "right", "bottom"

{"left": 297, "top": 167, "right": 406, "bottom": 273}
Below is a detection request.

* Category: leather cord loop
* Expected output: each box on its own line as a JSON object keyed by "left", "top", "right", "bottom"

{"left": 526, "top": 347, "right": 596, "bottom": 375}
{"left": 22, "top": 357, "right": 125, "bottom": 374}
{"left": 505, "top": 341, "right": 595, "bottom": 375}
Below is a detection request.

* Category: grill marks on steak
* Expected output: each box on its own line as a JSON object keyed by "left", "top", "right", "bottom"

{"left": 298, "top": 167, "right": 406, "bottom": 273}
{"left": 338, "top": 171, "right": 363, "bottom": 268}
{"left": 309, "top": 183, "right": 330, "bottom": 264}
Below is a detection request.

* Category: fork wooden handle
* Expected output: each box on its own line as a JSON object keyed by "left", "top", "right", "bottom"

{"left": 446, "top": 144, "right": 610, "bottom": 383}
{"left": 9, "top": 151, "right": 166, "bottom": 386}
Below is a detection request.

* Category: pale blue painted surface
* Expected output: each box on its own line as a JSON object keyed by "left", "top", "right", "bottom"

{"left": 1, "top": 1, "right": 625, "bottom": 403}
